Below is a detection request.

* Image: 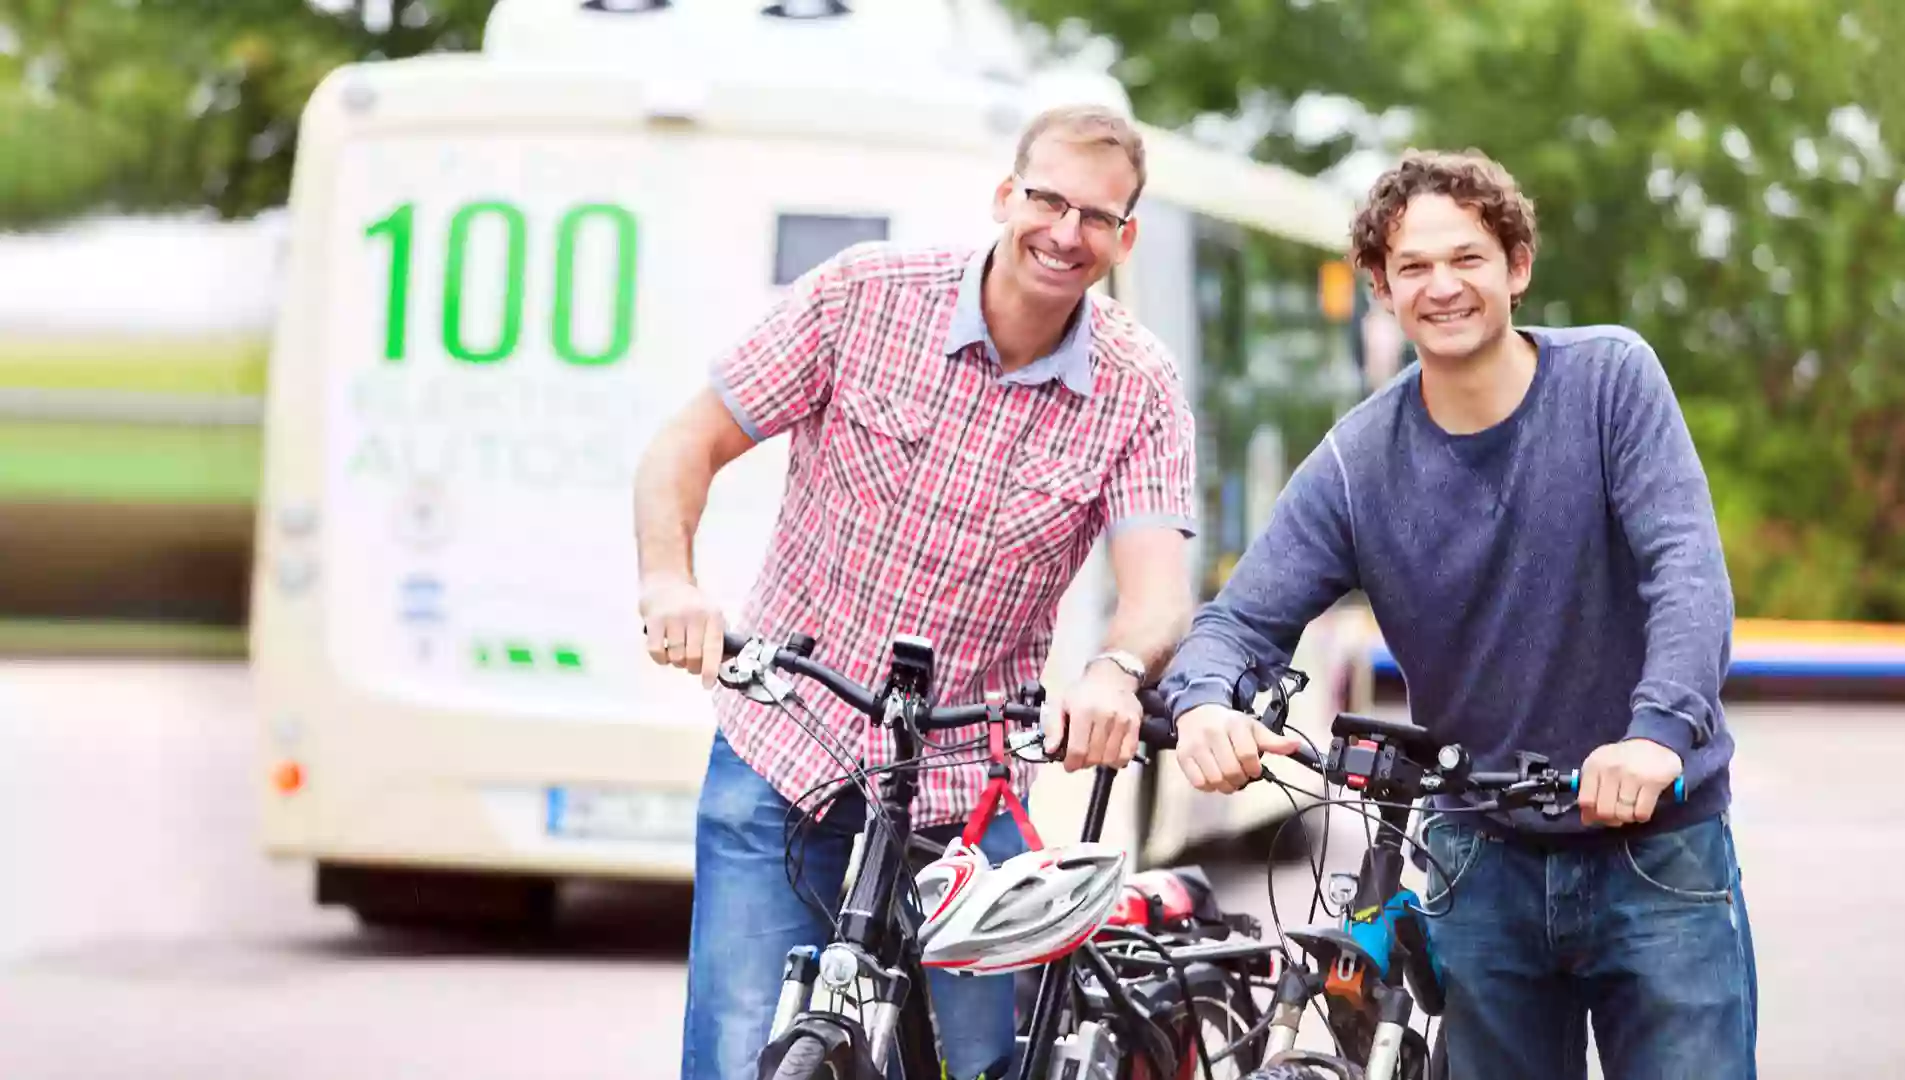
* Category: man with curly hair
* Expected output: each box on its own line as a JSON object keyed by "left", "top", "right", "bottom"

{"left": 1158, "top": 148, "right": 1757, "bottom": 1077}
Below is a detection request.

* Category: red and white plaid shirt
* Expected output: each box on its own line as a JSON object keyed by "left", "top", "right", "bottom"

{"left": 709, "top": 242, "right": 1196, "bottom": 829}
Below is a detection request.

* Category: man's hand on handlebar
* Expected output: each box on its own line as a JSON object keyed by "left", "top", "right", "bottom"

{"left": 1173, "top": 703, "right": 1304, "bottom": 794}
{"left": 1044, "top": 661, "right": 1144, "bottom": 772}
{"left": 1577, "top": 737, "right": 1684, "bottom": 827}
{"left": 640, "top": 574, "right": 727, "bottom": 689}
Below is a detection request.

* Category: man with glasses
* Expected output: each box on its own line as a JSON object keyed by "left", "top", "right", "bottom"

{"left": 638, "top": 104, "right": 1199, "bottom": 1080}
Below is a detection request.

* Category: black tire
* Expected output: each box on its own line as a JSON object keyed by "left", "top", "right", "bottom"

{"left": 769, "top": 1034, "right": 838, "bottom": 1080}
{"left": 1181, "top": 986, "right": 1267, "bottom": 1080}
{"left": 1245, "top": 1052, "right": 1365, "bottom": 1080}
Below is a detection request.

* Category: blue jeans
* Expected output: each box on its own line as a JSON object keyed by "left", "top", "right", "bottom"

{"left": 680, "top": 730, "right": 1030, "bottom": 1080}
{"left": 1421, "top": 812, "right": 1757, "bottom": 1080}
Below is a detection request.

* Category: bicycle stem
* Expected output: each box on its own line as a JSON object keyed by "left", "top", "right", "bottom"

{"left": 1348, "top": 801, "right": 1412, "bottom": 922}
{"left": 836, "top": 694, "right": 928, "bottom": 967}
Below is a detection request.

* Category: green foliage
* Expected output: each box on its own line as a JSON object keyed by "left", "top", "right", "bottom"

{"left": 0, "top": 0, "right": 497, "bottom": 226}
{"left": 1008, "top": 0, "right": 1905, "bottom": 621}
{"left": 6, "top": 0, "right": 1902, "bottom": 620}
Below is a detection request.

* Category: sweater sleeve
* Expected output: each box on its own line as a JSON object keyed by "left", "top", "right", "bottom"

{"left": 1603, "top": 337, "right": 1735, "bottom": 775}
{"left": 1158, "top": 433, "right": 1361, "bottom": 719}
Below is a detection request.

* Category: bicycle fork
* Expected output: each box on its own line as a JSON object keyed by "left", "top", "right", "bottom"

{"left": 1258, "top": 960, "right": 1416, "bottom": 1080}
{"left": 1363, "top": 986, "right": 1414, "bottom": 1080}
{"left": 767, "top": 941, "right": 914, "bottom": 1069}
{"left": 765, "top": 827, "right": 919, "bottom": 1073}
{"left": 1260, "top": 967, "right": 1317, "bottom": 1060}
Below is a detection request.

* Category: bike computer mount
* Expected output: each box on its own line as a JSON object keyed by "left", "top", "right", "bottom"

{"left": 879, "top": 635, "right": 936, "bottom": 728}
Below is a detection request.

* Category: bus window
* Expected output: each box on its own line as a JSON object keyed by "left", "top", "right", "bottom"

{"left": 773, "top": 213, "right": 887, "bottom": 285}
{"left": 1191, "top": 216, "right": 1366, "bottom": 599}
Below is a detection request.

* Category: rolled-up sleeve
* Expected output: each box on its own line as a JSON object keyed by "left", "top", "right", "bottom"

{"left": 711, "top": 255, "right": 845, "bottom": 442}
{"left": 1103, "top": 378, "right": 1197, "bottom": 538}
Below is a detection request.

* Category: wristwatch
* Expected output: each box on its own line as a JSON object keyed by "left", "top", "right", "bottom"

{"left": 1088, "top": 649, "right": 1147, "bottom": 684}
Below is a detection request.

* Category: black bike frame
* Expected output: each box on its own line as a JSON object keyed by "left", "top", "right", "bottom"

{"left": 1012, "top": 764, "right": 1120, "bottom": 1080}
{"left": 831, "top": 712, "right": 1135, "bottom": 1079}
{"left": 741, "top": 631, "right": 1170, "bottom": 1080}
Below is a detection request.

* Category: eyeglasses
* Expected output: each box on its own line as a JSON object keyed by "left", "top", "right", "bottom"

{"left": 1016, "top": 181, "right": 1129, "bottom": 236}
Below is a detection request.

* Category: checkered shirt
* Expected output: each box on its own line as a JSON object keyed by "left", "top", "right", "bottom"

{"left": 709, "top": 241, "right": 1197, "bottom": 830}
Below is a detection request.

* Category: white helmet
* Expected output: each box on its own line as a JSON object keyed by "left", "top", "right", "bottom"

{"left": 914, "top": 842, "right": 1129, "bottom": 975}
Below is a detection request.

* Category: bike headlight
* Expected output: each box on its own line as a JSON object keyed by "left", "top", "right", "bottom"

{"left": 818, "top": 943, "right": 859, "bottom": 989}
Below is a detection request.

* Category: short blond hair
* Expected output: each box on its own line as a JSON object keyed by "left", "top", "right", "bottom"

{"left": 1014, "top": 104, "right": 1147, "bottom": 213}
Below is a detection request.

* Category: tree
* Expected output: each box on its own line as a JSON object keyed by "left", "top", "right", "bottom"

{"left": 1008, "top": 0, "right": 1905, "bottom": 621}
{"left": 0, "top": 0, "right": 495, "bottom": 226}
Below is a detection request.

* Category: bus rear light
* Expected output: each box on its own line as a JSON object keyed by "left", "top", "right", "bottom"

{"left": 273, "top": 761, "right": 305, "bottom": 795}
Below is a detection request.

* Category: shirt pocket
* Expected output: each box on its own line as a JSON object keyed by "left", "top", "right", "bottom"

{"left": 993, "top": 453, "right": 1103, "bottom": 569}
{"left": 824, "top": 382, "right": 934, "bottom": 513}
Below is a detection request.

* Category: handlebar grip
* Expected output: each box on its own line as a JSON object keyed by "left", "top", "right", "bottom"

{"left": 1566, "top": 773, "right": 1687, "bottom": 803}
{"left": 1138, "top": 714, "right": 1175, "bottom": 751}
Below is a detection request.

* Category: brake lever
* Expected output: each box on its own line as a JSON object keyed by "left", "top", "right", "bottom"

{"left": 1007, "top": 728, "right": 1055, "bottom": 764}
{"left": 717, "top": 637, "right": 795, "bottom": 705}
{"left": 1004, "top": 722, "right": 1155, "bottom": 768}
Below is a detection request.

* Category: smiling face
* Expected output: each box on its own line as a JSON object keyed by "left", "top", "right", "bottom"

{"left": 1375, "top": 193, "right": 1532, "bottom": 365}
{"left": 989, "top": 133, "right": 1139, "bottom": 310}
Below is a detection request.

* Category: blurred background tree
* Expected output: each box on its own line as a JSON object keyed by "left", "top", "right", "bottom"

{"left": 1, "top": 0, "right": 1901, "bottom": 621}
{"left": 1009, "top": 0, "right": 1905, "bottom": 622}
{"left": 0, "top": 0, "right": 491, "bottom": 224}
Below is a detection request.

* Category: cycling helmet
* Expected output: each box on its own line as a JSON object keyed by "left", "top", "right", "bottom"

{"left": 913, "top": 838, "right": 991, "bottom": 927}
{"left": 916, "top": 842, "right": 1129, "bottom": 975}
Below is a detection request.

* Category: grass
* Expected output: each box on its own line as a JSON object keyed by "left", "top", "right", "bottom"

{"left": 0, "top": 420, "right": 260, "bottom": 503}
{"left": 0, "top": 333, "right": 268, "bottom": 396}
{"left": 0, "top": 618, "right": 247, "bottom": 658}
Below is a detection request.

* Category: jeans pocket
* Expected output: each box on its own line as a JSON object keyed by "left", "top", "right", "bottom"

{"left": 1422, "top": 820, "right": 1485, "bottom": 909}
{"left": 1619, "top": 816, "right": 1734, "bottom": 902}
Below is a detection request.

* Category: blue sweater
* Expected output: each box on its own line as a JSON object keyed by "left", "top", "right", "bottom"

{"left": 1159, "top": 326, "right": 1735, "bottom": 836}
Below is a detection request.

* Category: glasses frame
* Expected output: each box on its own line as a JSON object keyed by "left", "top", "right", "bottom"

{"left": 1014, "top": 178, "right": 1131, "bottom": 235}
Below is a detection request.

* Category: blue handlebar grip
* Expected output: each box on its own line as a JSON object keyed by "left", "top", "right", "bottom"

{"left": 1566, "top": 774, "right": 1686, "bottom": 802}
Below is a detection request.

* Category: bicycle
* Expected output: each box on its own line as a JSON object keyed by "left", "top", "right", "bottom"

{"left": 1220, "top": 705, "right": 1687, "bottom": 1080}
{"left": 715, "top": 627, "right": 1189, "bottom": 1080}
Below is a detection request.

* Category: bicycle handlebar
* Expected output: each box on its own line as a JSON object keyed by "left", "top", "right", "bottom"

{"left": 718, "top": 630, "right": 1178, "bottom": 750}
{"left": 1316, "top": 712, "right": 1690, "bottom": 815}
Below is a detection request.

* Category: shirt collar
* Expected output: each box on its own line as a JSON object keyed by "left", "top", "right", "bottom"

{"left": 944, "top": 245, "right": 1095, "bottom": 398}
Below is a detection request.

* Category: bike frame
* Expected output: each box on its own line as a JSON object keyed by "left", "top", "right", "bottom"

{"left": 1272, "top": 798, "right": 1441, "bottom": 1080}
{"left": 1255, "top": 710, "right": 1689, "bottom": 1080}
{"left": 742, "top": 633, "right": 1343, "bottom": 1080}
{"left": 745, "top": 633, "right": 1160, "bottom": 1080}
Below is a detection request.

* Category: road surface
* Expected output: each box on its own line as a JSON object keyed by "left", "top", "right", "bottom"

{"left": 0, "top": 659, "right": 1894, "bottom": 1078}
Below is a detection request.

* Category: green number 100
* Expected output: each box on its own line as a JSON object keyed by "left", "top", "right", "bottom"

{"left": 365, "top": 200, "right": 637, "bottom": 366}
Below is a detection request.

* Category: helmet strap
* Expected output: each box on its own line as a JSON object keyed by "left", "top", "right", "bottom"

{"left": 960, "top": 694, "right": 1044, "bottom": 852}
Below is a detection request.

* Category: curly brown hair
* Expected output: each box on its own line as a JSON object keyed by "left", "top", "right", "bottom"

{"left": 1350, "top": 148, "right": 1539, "bottom": 309}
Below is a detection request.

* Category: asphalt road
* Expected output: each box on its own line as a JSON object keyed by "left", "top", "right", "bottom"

{"left": 0, "top": 659, "right": 1895, "bottom": 1078}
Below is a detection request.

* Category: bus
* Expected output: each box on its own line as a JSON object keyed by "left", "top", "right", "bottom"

{"left": 231, "top": 0, "right": 1389, "bottom": 925}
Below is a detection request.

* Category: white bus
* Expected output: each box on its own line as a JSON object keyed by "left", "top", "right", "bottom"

{"left": 248, "top": 0, "right": 1392, "bottom": 926}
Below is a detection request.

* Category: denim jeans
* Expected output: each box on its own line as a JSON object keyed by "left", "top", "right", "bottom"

{"left": 1420, "top": 811, "right": 1757, "bottom": 1080}
{"left": 680, "top": 729, "right": 1030, "bottom": 1080}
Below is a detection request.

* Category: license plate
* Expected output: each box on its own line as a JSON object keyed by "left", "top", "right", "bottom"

{"left": 544, "top": 785, "right": 697, "bottom": 843}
